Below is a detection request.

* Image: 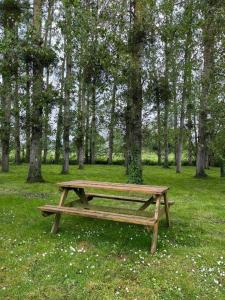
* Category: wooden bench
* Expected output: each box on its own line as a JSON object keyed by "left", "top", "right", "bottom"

{"left": 38, "top": 180, "right": 174, "bottom": 253}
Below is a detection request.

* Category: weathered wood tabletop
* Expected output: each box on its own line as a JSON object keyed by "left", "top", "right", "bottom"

{"left": 39, "top": 180, "right": 174, "bottom": 254}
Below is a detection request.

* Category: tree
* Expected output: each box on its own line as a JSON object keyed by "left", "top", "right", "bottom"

{"left": 196, "top": 0, "right": 217, "bottom": 177}
{"left": 126, "top": 0, "right": 146, "bottom": 184}
{"left": 0, "top": 0, "right": 22, "bottom": 171}
{"left": 176, "top": 0, "right": 193, "bottom": 173}
{"left": 61, "top": 1, "right": 73, "bottom": 174}
{"left": 27, "top": 0, "right": 44, "bottom": 182}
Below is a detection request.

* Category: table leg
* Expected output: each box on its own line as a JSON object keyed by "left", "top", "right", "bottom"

{"left": 163, "top": 193, "right": 170, "bottom": 227}
{"left": 150, "top": 195, "right": 161, "bottom": 254}
{"left": 74, "top": 188, "right": 88, "bottom": 207}
{"left": 51, "top": 189, "right": 68, "bottom": 234}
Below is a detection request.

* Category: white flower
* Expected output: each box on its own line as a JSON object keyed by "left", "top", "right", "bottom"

{"left": 70, "top": 246, "right": 76, "bottom": 252}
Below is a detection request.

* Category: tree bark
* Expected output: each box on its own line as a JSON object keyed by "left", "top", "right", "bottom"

{"left": 27, "top": 0, "right": 44, "bottom": 182}
{"left": 76, "top": 70, "right": 86, "bottom": 169}
{"left": 42, "top": 0, "right": 54, "bottom": 164}
{"left": 163, "top": 39, "right": 170, "bottom": 169}
{"left": 25, "top": 64, "right": 31, "bottom": 163}
{"left": 108, "top": 82, "right": 117, "bottom": 164}
{"left": 127, "top": 0, "right": 145, "bottom": 184}
{"left": 155, "top": 83, "right": 162, "bottom": 165}
{"left": 196, "top": 1, "right": 215, "bottom": 177}
{"left": 90, "top": 82, "right": 96, "bottom": 164}
{"left": 176, "top": 1, "right": 193, "bottom": 173}
{"left": 84, "top": 88, "right": 90, "bottom": 164}
{"left": 14, "top": 69, "right": 21, "bottom": 164}
{"left": 1, "top": 76, "right": 11, "bottom": 172}
{"left": 55, "top": 53, "right": 65, "bottom": 164}
{"left": 220, "top": 161, "right": 225, "bottom": 177}
{"left": 61, "top": 6, "right": 72, "bottom": 174}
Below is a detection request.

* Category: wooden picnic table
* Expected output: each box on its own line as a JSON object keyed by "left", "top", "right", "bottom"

{"left": 39, "top": 180, "right": 174, "bottom": 253}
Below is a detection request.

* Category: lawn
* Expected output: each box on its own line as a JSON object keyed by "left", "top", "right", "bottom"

{"left": 0, "top": 164, "right": 224, "bottom": 299}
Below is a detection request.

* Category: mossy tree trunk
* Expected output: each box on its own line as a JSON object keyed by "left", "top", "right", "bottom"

{"left": 61, "top": 5, "right": 72, "bottom": 174}
{"left": 55, "top": 53, "right": 65, "bottom": 164}
{"left": 27, "top": 0, "right": 44, "bottom": 182}
{"left": 127, "top": 0, "right": 145, "bottom": 184}
{"left": 176, "top": 1, "right": 193, "bottom": 173}
{"left": 90, "top": 82, "right": 96, "bottom": 165}
{"left": 25, "top": 63, "right": 31, "bottom": 163}
{"left": 196, "top": 1, "right": 215, "bottom": 177}
{"left": 108, "top": 82, "right": 117, "bottom": 165}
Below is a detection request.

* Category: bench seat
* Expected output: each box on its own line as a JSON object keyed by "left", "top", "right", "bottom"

{"left": 39, "top": 204, "right": 156, "bottom": 226}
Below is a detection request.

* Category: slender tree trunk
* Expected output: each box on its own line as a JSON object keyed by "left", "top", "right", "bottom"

{"left": 55, "top": 104, "right": 63, "bottom": 164}
{"left": 163, "top": 39, "right": 170, "bottom": 169}
{"left": 187, "top": 102, "right": 193, "bottom": 166}
{"left": 76, "top": 70, "right": 85, "bottom": 169}
{"left": 173, "top": 81, "right": 178, "bottom": 165}
{"left": 176, "top": 2, "right": 193, "bottom": 173}
{"left": 14, "top": 69, "right": 21, "bottom": 164}
{"left": 90, "top": 82, "right": 96, "bottom": 164}
{"left": 220, "top": 161, "right": 225, "bottom": 177}
{"left": 25, "top": 64, "right": 31, "bottom": 163}
{"left": 42, "top": 0, "right": 54, "bottom": 164}
{"left": 1, "top": 76, "right": 11, "bottom": 172}
{"left": 42, "top": 106, "right": 49, "bottom": 164}
{"left": 156, "top": 84, "right": 162, "bottom": 165}
{"left": 127, "top": 0, "right": 145, "bottom": 184}
{"left": 108, "top": 82, "right": 117, "bottom": 164}
{"left": 196, "top": 2, "right": 215, "bottom": 177}
{"left": 85, "top": 88, "right": 90, "bottom": 164}
{"left": 27, "top": 0, "right": 44, "bottom": 182}
{"left": 61, "top": 7, "right": 72, "bottom": 174}
{"left": 55, "top": 53, "right": 65, "bottom": 164}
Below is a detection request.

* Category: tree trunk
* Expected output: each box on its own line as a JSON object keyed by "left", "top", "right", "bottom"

{"left": 14, "top": 69, "right": 21, "bottom": 164}
{"left": 162, "top": 37, "right": 170, "bottom": 169}
{"left": 25, "top": 64, "right": 31, "bottom": 163}
{"left": 187, "top": 102, "right": 193, "bottom": 166}
{"left": 42, "top": 0, "right": 54, "bottom": 164}
{"left": 76, "top": 70, "right": 86, "bottom": 169}
{"left": 55, "top": 53, "right": 65, "bottom": 164}
{"left": 220, "top": 161, "right": 225, "bottom": 177}
{"left": 84, "top": 88, "right": 90, "bottom": 164}
{"left": 55, "top": 104, "right": 63, "bottom": 164}
{"left": 155, "top": 83, "right": 162, "bottom": 165}
{"left": 27, "top": 0, "right": 44, "bottom": 182}
{"left": 127, "top": 0, "right": 145, "bottom": 184}
{"left": 90, "top": 83, "right": 96, "bottom": 164}
{"left": 42, "top": 107, "right": 49, "bottom": 164}
{"left": 196, "top": 2, "right": 215, "bottom": 177}
{"left": 1, "top": 76, "right": 11, "bottom": 172}
{"left": 176, "top": 2, "right": 193, "bottom": 173}
{"left": 108, "top": 82, "right": 117, "bottom": 164}
{"left": 61, "top": 6, "right": 72, "bottom": 174}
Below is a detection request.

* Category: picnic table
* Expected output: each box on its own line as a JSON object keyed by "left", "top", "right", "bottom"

{"left": 39, "top": 180, "right": 174, "bottom": 253}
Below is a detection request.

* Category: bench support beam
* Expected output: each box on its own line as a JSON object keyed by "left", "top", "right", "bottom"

{"left": 51, "top": 189, "right": 68, "bottom": 234}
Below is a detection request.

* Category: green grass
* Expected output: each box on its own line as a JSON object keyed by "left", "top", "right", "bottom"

{"left": 0, "top": 164, "right": 224, "bottom": 299}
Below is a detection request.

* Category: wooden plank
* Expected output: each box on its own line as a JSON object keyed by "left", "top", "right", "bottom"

{"left": 163, "top": 193, "right": 170, "bottom": 227}
{"left": 150, "top": 195, "right": 161, "bottom": 254}
{"left": 51, "top": 188, "right": 68, "bottom": 234}
{"left": 138, "top": 196, "right": 155, "bottom": 211}
{"left": 39, "top": 205, "right": 156, "bottom": 226}
{"left": 57, "top": 180, "right": 169, "bottom": 194}
{"left": 73, "top": 188, "right": 88, "bottom": 206}
{"left": 86, "top": 193, "right": 146, "bottom": 203}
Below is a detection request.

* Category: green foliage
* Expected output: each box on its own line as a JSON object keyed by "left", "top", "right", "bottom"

{"left": 22, "top": 43, "right": 57, "bottom": 67}
{"left": 0, "top": 0, "right": 23, "bottom": 26}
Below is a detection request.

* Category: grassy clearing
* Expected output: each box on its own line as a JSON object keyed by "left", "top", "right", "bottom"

{"left": 0, "top": 164, "right": 225, "bottom": 299}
